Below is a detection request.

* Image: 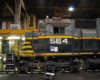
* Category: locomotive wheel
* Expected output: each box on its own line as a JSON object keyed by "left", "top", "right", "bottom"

{"left": 70, "top": 65, "right": 79, "bottom": 73}
{"left": 55, "top": 69, "right": 58, "bottom": 73}
{"left": 70, "top": 69, "right": 79, "bottom": 73}
{"left": 62, "top": 70, "right": 65, "bottom": 73}
{"left": 92, "top": 69, "right": 95, "bottom": 72}
{"left": 18, "top": 66, "right": 28, "bottom": 74}
{"left": 84, "top": 69, "right": 87, "bottom": 72}
{"left": 6, "top": 71, "right": 9, "bottom": 74}
{"left": 45, "top": 66, "right": 55, "bottom": 73}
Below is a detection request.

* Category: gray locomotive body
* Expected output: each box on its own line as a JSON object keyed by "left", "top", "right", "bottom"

{"left": 16, "top": 17, "right": 100, "bottom": 73}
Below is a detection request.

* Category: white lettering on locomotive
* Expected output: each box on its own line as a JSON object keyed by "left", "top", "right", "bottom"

{"left": 50, "top": 38, "right": 68, "bottom": 44}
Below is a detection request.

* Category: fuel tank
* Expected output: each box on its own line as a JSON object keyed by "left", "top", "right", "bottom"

{"left": 88, "top": 59, "right": 100, "bottom": 70}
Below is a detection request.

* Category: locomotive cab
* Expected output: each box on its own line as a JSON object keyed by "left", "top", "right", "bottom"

{"left": 38, "top": 17, "right": 71, "bottom": 36}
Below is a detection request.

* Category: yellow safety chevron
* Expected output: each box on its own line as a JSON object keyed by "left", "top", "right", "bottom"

{"left": 22, "top": 50, "right": 34, "bottom": 53}
{"left": 22, "top": 46, "right": 32, "bottom": 49}
{"left": 22, "top": 42, "right": 30, "bottom": 44}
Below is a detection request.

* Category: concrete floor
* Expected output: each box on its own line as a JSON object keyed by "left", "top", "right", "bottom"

{"left": 0, "top": 72, "right": 100, "bottom": 80}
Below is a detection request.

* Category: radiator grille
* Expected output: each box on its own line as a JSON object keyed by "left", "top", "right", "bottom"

{"left": 75, "top": 20, "right": 96, "bottom": 28}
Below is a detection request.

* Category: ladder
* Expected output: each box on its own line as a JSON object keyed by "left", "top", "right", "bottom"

{"left": 5, "top": 53, "right": 16, "bottom": 73}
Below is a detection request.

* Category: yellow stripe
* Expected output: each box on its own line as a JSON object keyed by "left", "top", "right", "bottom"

{"left": 81, "top": 37, "right": 93, "bottom": 39}
{"left": 74, "top": 53, "right": 79, "bottom": 55}
{"left": 46, "top": 36, "right": 72, "bottom": 38}
{"left": 38, "top": 36, "right": 72, "bottom": 39}
{"left": 73, "top": 37, "right": 78, "bottom": 39}
{"left": 22, "top": 50, "right": 34, "bottom": 53}
{"left": 25, "top": 36, "right": 100, "bottom": 40}
{"left": 22, "top": 46, "right": 32, "bottom": 49}
{"left": 44, "top": 53, "right": 93, "bottom": 55}
{"left": 80, "top": 37, "right": 98, "bottom": 39}
{"left": 16, "top": 53, "right": 73, "bottom": 56}
{"left": 24, "top": 36, "right": 100, "bottom": 40}
{"left": 34, "top": 37, "right": 38, "bottom": 39}
{"left": 80, "top": 53, "right": 93, "bottom": 55}
{"left": 22, "top": 42, "right": 30, "bottom": 44}
{"left": 38, "top": 36, "right": 46, "bottom": 38}
{"left": 94, "top": 37, "right": 97, "bottom": 39}
{"left": 98, "top": 52, "right": 100, "bottom": 54}
{"left": 45, "top": 53, "right": 72, "bottom": 55}
{"left": 25, "top": 37, "right": 38, "bottom": 39}
{"left": 16, "top": 52, "right": 94, "bottom": 56}
{"left": 16, "top": 54, "right": 34, "bottom": 57}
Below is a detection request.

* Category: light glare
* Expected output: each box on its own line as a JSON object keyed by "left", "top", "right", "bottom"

{"left": 8, "top": 36, "right": 20, "bottom": 39}
{"left": 68, "top": 7, "right": 74, "bottom": 11}
{"left": 0, "top": 57, "right": 2, "bottom": 59}
{"left": 0, "top": 37, "right": 2, "bottom": 39}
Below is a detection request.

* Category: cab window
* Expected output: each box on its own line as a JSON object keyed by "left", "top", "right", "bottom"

{"left": 60, "top": 27, "right": 65, "bottom": 34}
{"left": 54, "top": 27, "right": 65, "bottom": 34}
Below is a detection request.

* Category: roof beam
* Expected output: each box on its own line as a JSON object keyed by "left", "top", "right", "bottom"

{"left": 0, "top": 17, "right": 14, "bottom": 21}
{"left": 3, "top": 0, "right": 15, "bottom": 16}
{"left": 26, "top": 7, "right": 100, "bottom": 11}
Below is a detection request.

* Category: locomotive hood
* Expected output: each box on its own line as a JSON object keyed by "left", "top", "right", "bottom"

{"left": 45, "top": 17, "right": 71, "bottom": 27}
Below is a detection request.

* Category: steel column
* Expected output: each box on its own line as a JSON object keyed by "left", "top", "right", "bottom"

{"left": 22, "top": 13, "right": 27, "bottom": 29}
{"left": 14, "top": 0, "right": 21, "bottom": 24}
{"left": 24, "top": 17, "right": 27, "bottom": 29}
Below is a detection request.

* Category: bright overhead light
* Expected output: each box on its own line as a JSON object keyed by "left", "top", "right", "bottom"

{"left": 0, "top": 42, "right": 2, "bottom": 44}
{"left": 68, "top": 7, "right": 74, "bottom": 11}
{"left": 0, "top": 37, "right": 2, "bottom": 39}
{"left": 8, "top": 36, "right": 20, "bottom": 39}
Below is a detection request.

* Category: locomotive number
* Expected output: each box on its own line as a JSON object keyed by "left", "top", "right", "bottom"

{"left": 50, "top": 38, "right": 68, "bottom": 44}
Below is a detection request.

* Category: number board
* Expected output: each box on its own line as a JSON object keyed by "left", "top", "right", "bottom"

{"left": 50, "top": 38, "right": 68, "bottom": 44}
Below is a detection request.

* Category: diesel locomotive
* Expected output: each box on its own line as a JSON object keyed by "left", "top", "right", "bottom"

{"left": 10, "top": 17, "right": 100, "bottom": 73}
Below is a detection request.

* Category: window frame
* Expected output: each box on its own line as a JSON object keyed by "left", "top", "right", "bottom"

{"left": 54, "top": 27, "right": 65, "bottom": 34}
